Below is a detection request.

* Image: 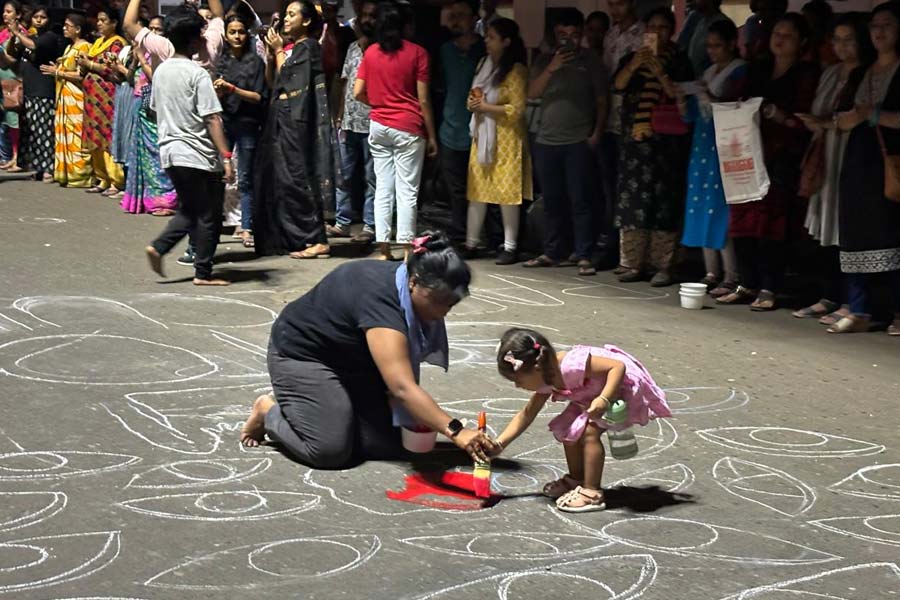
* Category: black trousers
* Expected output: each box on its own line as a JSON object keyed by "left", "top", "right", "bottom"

{"left": 440, "top": 147, "right": 471, "bottom": 244}
{"left": 151, "top": 166, "right": 224, "bottom": 280}
{"left": 597, "top": 133, "right": 620, "bottom": 252}
{"left": 815, "top": 244, "right": 843, "bottom": 303}
{"left": 532, "top": 141, "right": 596, "bottom": 261}
{"left": 264, "top": 342, "right": 402, "bottom": 469}
{"left": 734, "top": 236, "right": 786, "bottom": 293}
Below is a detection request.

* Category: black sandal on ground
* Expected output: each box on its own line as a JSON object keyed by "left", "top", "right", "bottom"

{"left": 709, "top": 280, "right": 737, "bottom": 298}
{"left": 617, "top": 269, "right": 644, "bottom": 283}
{"left": 577, "top": 260, "right": 596, "bottom": 276}
{"left": 750, "top": 290, "right": 777, "bottom": 312}
{"left": 792, "top": 299, "right": 839, "bottom": 319}
{"left": 522, "top": 255, "right": 558, "bottom": 268}
{"left": 700, "top": 273, "right": 719, "bottom": 288}
{"left": 716, "top": 285, "right": 757, "bottom": 305}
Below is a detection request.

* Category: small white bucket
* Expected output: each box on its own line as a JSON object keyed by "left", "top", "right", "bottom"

{"left": 680, "top": 282, "right": 708, "bottom": 293}
{"left": 679, "top": 289, "right": 705, "bottom": 310}
{"left": 401, "top": 426, "right": 437, "bottom": 453}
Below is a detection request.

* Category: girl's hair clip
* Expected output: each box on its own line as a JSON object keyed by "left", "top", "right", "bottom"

{"left": 533, "top": 342, "right": 541, "bottom": 350}
{"left": 503, "top": 351, "right": 524, "bottom": 372}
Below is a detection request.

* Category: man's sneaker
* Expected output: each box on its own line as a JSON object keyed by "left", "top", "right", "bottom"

{"left": 176, "top": 249, "right": 195, "bottom": 266}
{"left": 460, "top": 246, "right": 482, "bottom": 260}
{"left": 495, "top": 249, "right": 518, "bottom": 265}
{"left": 326, "top": 223, "right": 351, "bottom": 238}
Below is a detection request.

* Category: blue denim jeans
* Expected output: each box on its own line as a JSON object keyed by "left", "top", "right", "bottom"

{"left": 846, "top": 271, "right": 900, "bottom": 316}
{"left": 336, "top": 130, "right": 375, "bottom": 228}
{"left": 0, "top": 123, "right": 11, "bottom": 164}
{"left": 224, "top": 121, "right": 259, "bottom": 231}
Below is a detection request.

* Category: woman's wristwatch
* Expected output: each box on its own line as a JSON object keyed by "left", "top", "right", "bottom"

{"left": 446, "top": 418, "right": 464, "bottom": 438}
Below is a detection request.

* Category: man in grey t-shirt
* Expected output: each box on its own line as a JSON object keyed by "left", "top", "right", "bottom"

{"left": 145, "top": 7, "right": 235, "bottom": 286}
{"left": 526, "top": 8, "right": 608, "bottom": 274}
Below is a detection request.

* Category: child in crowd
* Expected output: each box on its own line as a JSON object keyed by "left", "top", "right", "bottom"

{"left": 143, "top": 5, "right": 235, "bottom": 285}
{"left": 490, "top": 328, "right": 671, "bottom": 513}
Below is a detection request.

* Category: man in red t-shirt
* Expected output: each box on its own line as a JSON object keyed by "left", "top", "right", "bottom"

{"left": 354, "top": 2, "right": 438, "bottom": 259}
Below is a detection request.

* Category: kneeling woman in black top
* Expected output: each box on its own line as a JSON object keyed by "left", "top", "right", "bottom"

{"left": 240, "top": 231, "right": 498, "bottom": 467}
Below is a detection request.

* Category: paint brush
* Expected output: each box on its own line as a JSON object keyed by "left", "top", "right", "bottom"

{"left": 473, "top": 411, "right": 491, "bottom": 498}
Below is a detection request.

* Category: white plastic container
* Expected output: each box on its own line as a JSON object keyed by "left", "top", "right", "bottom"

{"left": 680, "top": 282, "right": 708, "bottom": 293}
{"left": 401, "top": 426, "right": 437, "bottom": 453}
{"left": 679, "top": 293, "right": 704, "bottom": 310}
{"left": 679, "top": 283, "right": 707, "bottom": 310}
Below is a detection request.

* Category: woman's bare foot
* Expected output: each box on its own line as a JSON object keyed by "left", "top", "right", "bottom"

{"left": 193, "top": 278, "right": 230, "bottom": 286}
{"left": 240, "top": 393, "right": 276, "bottom": 447}
{"left": 145, "top": 246, "right": 164, "bottom": 277}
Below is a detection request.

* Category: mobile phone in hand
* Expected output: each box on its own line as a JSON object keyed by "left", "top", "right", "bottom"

{"left": 642, "top": 32, "right": 658, "bottom": 55}
{"left": 560, "top": 37, "right": 577, "bottom": 53}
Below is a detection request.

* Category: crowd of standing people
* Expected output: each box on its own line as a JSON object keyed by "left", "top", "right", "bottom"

{"left": 1, "top": 0, "right": 898, "bottom": 336}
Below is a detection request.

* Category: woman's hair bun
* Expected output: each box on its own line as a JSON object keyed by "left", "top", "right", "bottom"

{"left": 406, "top": 230, "right": 471, "bottom": 303}
{"left": 418, "top": 230, "right": 451, "bottom": 252}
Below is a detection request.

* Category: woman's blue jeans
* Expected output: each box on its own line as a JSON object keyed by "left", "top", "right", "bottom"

{"left": 224, "top": 120, "right": 259, "bottom": 231}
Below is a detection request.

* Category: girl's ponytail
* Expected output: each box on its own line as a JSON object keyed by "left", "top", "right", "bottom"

{"left": 496, "top": 328, "right": 555, "bottom": 383}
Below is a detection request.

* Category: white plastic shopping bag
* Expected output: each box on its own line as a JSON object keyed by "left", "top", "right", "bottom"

{"left": 712, "top": 97, "right": 770, "bottom": 204}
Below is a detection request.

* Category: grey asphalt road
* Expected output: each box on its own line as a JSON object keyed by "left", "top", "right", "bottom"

{"left": 0, "top": 178, "right": 897, "bottom": 599}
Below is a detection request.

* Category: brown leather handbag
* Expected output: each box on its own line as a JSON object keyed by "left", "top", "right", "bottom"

{"left": 1, "top": 78, "right": 23, "bottom": 112}
{"left": 876, "top": 125, "right": 900, "bottom": 203}
{"left": 798, "top": 133, "right": 826, "bottom": 198}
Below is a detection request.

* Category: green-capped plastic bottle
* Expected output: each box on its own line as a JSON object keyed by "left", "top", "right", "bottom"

{"left": 604, "top": 400, "right": 639, "bottom": 459}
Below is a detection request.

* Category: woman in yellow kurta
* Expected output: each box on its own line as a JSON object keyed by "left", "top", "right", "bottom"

{"left": 43, "top": 13, "right": 91, "bottom": 187}
{"left": 465, "top": 18, "right": 532, "bottom": 266}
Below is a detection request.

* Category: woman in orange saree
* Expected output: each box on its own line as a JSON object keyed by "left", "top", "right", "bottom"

{"left": 44, "top": 13, "right": 91, "bottom": 188}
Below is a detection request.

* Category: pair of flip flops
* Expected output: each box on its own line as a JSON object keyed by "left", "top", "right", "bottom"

{"left": 792, "top": 299, "right": 840, "bottom": 319}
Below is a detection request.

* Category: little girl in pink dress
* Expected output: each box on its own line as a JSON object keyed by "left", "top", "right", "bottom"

{"left": 492, "top": 327, "right": 671, "bottom": 513}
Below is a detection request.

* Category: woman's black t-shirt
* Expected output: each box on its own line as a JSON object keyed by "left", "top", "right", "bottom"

{"left": 215, "top": 49, "right": 267, "bottom": 128}
{"left": 271, "top": 261, "right": 409, "bottom": 379}
{"left": 21, "top": 30, "right": 66, "bottom": 99}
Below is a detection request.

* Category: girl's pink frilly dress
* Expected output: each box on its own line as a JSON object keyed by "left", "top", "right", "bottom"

{"left": 538, "top": 345, "right": 672, "bottom": 444}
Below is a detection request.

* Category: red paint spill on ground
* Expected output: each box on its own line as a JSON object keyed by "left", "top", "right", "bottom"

{"left": 386, "top": 472, "right": 504, "bottom": 510}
